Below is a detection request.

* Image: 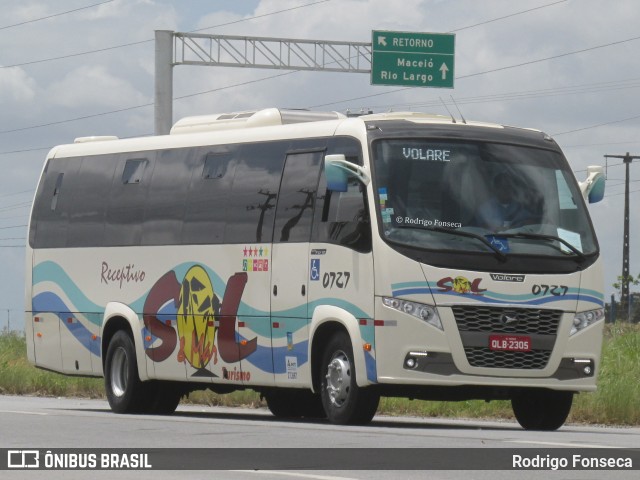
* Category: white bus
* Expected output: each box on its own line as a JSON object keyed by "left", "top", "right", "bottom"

{"left": 25, "top": 108, "right": 606, "bottom": 430}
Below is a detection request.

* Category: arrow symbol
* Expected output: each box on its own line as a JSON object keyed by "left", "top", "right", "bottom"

{"left": 378, "top": 36, "right": 387, "bottom": 47}
{"left": 439, "top": 63, "right": 449, "bottom": 80}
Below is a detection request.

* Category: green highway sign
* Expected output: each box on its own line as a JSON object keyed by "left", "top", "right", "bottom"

{"left": 371, "top": 30, "right": 455, "bottom": 88}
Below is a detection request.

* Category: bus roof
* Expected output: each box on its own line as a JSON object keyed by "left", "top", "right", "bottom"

{"left": 50, "top": 108, "right": 551, "bottom": 159}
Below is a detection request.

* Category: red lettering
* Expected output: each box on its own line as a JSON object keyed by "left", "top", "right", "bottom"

{"left": 437, "top": 277, "right": 453, "bottom": 292}
{"left": 143, "top": 271, "right": 179, "bottom": 362}
{"left": 471, "top": 278, "right": 487, "bottom": 295}
{"left": 217, "top": 273, "right": 257, "bottom": 362}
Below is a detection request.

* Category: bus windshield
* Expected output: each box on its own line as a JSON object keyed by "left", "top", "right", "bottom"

{"left": 372, "top": 139, "right": 598, "bottom": 260}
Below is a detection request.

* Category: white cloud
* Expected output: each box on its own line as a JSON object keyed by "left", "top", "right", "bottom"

{"left": 0, "top": 67, "right": 37, "bottom": 103}
{"left": 46, "top": 65, "right": 149, "bottom": 109}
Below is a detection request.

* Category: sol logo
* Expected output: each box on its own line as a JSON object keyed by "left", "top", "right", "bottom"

{"left": 437, "top": 276, "right": 486, "bottom": 295}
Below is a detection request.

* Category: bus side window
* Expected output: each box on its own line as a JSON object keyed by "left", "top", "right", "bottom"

{"left": 182, "top": 150, "right": 235, "bottom": 245}
{"left": 312, "top": 172, "right": 371, "bottom": 253}
{"left": 30, "top": 158, "right": 79, "bottom": 248}
{"left": 141, "top": 149, "right": 193, "bottom": 246}
{"left": 66, "top": 155, "right": 115, "bottom": 248}
{"left": 105, "top": 155, "right": 153, "bottom": 246}
{"left": 273, "top": 150, "right": 323, "bottom": 243}
{"left": 223, "top": 143, "right": 285, "bottom": 244}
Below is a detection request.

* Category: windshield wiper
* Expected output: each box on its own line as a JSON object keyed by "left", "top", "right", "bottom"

{"left": 496, "top": 232, "right": 587, "bottom": 262}
{"left": 395, "top": 225, "right": 507, "bottom": 261}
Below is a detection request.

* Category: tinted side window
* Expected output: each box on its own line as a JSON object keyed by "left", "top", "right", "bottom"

{"left": 66, "top": 155, "right": 116, "bottom": 247}
{"left": 223, "top": 142, "right": 285, "bottom": 244}
{"left": 273, "top": 150, "right": 323, "bottom": 243}
{"left": 141, "top": 149, "right": 194, "bottom": 246}
{"left": 104, "top": 154, "right": 154, "bottom": 246}
{"left": 182, "top": 148, "right": 235, "bottom": 245}
{"left": 122, "top": 159, "right": 147, "bottom": 184}
{"left": 311, "top": 137, "right": 371, "bottom": 253}
{"left": 30, "top": 157, "right": 80, "bottom": 248}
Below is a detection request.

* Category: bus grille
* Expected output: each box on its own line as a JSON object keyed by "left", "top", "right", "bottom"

{"left": 452, "top": 305, "right": 562, "bottom": 370}
{"left": 452, "top": 306, "right": 562, "bottom": 335}
{"left": 463, "top": 347, "right": 552, "bottom": 369}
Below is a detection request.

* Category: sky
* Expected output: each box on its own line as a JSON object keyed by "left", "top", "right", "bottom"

{"left": 1, "top": 0, "right": 639, "bottom": 331}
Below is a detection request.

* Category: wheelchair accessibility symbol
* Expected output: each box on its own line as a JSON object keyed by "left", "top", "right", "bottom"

{"left": 310, "top": 259, "right": 320, "bottom": 281}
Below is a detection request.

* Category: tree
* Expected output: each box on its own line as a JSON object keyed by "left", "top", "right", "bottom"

{"left": 612, "top": 273, "right": 640, "bottom": 322}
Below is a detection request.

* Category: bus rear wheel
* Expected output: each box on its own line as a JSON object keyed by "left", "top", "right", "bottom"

{"left": 319, "top": 332, "right": 379, "bottom": 425}
{"left": 264, "top": 389, "right": 325, "bottom": 419}
{"left": 104, "top": 330, "right": 148, "bottom": 414}
{"left": 147, "top": 382, "right": 183, "bottom": 415}
{"left": 511, "top": 389, "right": 573, "bottom": 431}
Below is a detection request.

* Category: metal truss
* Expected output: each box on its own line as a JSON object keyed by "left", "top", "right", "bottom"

{"left": 173, "top": 32, "right": 372, "bottom": 73}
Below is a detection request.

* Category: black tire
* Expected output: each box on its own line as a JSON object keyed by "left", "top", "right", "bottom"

{"left": 264, "top": 389, "right": 326, "bottom": 419}
{"left": 319, "top": 331, "right": 379, "bottom": 425}
{"left": 104, "top": 330, "right": 149, "bottom": 414}
{"left": 147, "top": 382, "right": 183, "bottom": 415}
{"left": 511, "top": 389, "right": 573, "bottom": 431}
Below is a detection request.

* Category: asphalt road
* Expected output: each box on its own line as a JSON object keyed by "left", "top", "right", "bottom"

{"left": 1, "top": 394, "right": 639, "bottom": 479}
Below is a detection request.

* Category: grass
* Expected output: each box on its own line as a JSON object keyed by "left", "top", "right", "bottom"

{"left": 0, "top": 331, "right": 103, "bottom": 398}
{"left": 1, "top": 324, "right": 639, "bottom": 425}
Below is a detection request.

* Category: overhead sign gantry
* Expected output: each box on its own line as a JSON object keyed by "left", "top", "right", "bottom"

{"left": 155, "top": 29, "right": 456, "bottom": 134}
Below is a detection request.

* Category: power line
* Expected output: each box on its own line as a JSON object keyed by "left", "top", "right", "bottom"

{"left": 0, "top": 225, "right": 27, "bottom": 230}
{"left": 0, "top": 189, "right": 34, "bottom": 199}
{"left": 0, "top": 1, "right": 114, "bottom": 31}
{"left": 0, "top": 0, "right": 332, "bottom": 70}
{"left": 552, "top": 114, "right": 640, "bottom": 136}
{"left": 3, "top": 73, "right": 639, "bottom": 153}
{"left": 0, "top": 146, "right": 56, "bottom": 156}
{"left": 447, "top": 0, "right": 568, "bottom": 33}
{"left": 0, "top": 202, "right": 31, "bottom": 212}
{"left": 608, "top": 188, "right": 640, "bottom": 197}
{"left": 365, "top": 76, "right": 640, "bottom": 111}
{"left": 1, "top": 2, "right": 637, "bottom": 144}
{"left": 0, "top": 40, "right": 151, "bottom": 70}
{"left": 562, "top": 140, "right": 640, "bottom": 148}
{"left": 4, "top": 43, "right": 639, "bottom": 137}
{"left": 190, "top": 0, "right": 331, "bottom": 34}
{"left": 0, "top": 1, "right": 604, "bottom": 135}
{"left": 309, "top": 34, "right": 640, "bottom": 109}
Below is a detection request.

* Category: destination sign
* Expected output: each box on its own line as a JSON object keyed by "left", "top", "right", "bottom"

{"left": 371, "top": 30, "right": 455, "bottom": 88}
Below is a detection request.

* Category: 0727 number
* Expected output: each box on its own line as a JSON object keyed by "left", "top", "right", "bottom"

{"left": 531, "top": 284, "right": 568, "bottom": 296}
{"left": 322, "top": 272, "right": 351, "bottom": 289}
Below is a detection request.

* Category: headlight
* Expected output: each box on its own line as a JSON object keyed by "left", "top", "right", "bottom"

{"left": 382, "top": 297, "right": 443, "bottom": 330}
{"left": 570, "top": 308, "right": 605, "bottom": 336}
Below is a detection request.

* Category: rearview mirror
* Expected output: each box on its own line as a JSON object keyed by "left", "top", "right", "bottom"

{"left": 579, "top": 166, "right": 605, "bottom": 204}
{"left": 324, "top": 154, "right": 370, "bottom": 192}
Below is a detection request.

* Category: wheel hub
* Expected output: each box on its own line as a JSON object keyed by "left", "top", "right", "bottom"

{"left": 110, "top": 347, "right": 129, "bottom": 398}
{"left": 325, "top": 352, "right": 351, "bottom": 407}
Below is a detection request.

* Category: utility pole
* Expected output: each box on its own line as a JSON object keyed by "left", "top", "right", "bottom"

{"left": 605, "top": 152, "right": 640, "bottom": 321}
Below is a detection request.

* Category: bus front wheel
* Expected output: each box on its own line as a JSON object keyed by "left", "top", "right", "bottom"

{"left": 319, "top": 332, "right": 379, "bottom": 425}
{"left": 511, "top": 389, "right": 573, "bottom": 431}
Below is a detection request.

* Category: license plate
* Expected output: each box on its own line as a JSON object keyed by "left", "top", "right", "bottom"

{"left": 489, "top": 335, "right": 531, "bottom": 352}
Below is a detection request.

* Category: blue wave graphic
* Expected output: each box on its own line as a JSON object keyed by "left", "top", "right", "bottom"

{"left": 33, "top": 260, "right": 376, "bottom": 370}
{"left": 392, "top": 281, "right": 604, "bottom": 308}
{"left": 32, "top": 292, "right": 100, "bottom": 357}
{"left": 33, "top": 262, "right": 103, "bottom": 321}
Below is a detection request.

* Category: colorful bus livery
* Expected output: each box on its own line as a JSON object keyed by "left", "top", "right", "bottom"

{"left": 26, "top": 108, "right": 605, "bottom": 430}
